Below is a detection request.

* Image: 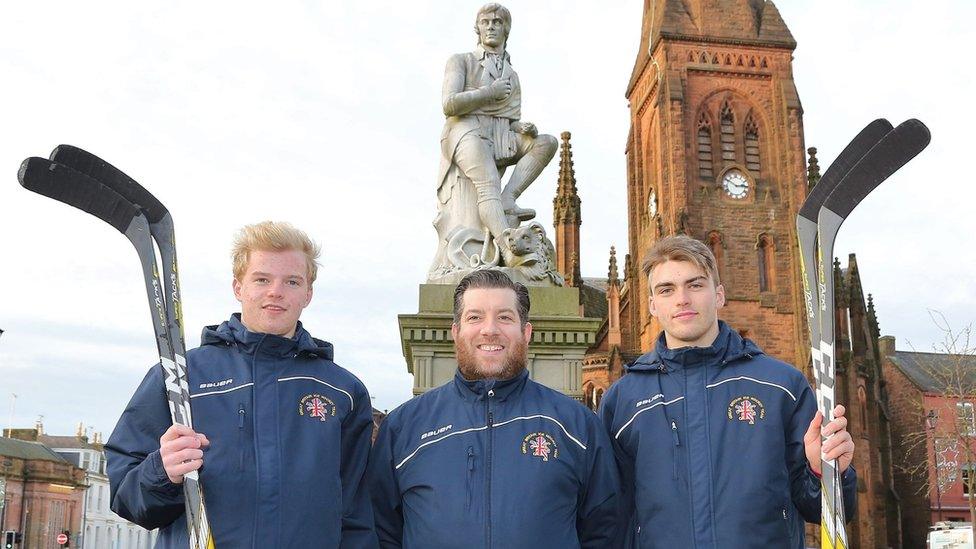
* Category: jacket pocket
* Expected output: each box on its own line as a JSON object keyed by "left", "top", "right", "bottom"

{"left": 466, "top": 446, "right": 475, "bottom": 510}
{"left": 238, "top": 402, "right": 246, "bottom": 471}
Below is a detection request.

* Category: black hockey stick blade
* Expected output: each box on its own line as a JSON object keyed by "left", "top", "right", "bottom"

{"left": 18, "top": 157, "right": 140, "bottom": 234}
{"left": 50, "top": 145, "right": 169, "bottom": 224}
{"left": 798, "top": 118, "right": 893, "bottom": 222}
{"left": 822, "top": 119, "right": 930, "bottom": 218}
{"left": 50, "top": 145, "right": 188, "bottom": 349}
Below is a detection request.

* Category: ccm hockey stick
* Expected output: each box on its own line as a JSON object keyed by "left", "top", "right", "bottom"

{"left": 17, "top": 156, "right": 215, "bottom": 549}
{"left": 797, "top": 118, "right": 930, "bottom": 549}
{"left": 796, "top": 118, "right": 891, "bottom": 549}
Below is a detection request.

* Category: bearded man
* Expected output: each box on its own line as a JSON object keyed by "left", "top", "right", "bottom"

{"left": 368, "top": 269, "right": 619, "bottom": 548}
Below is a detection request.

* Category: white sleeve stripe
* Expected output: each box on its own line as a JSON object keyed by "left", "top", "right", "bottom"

{"left": 190, "top": 383, "right": 254, "bottom": 399}
{"left": 491, "top": 415, "right": 587, "bottom": 450}
{"left": 395, "top": 425, "right": 489, "bottom": 470}
{"left": 614, "top": 396, "right": 685, "bottom": 440}
{"left": 277, "top": 376, "right": 356, "bottom": 410}
{"left": 705, "top": 376, "right": 797, "bottom": 401}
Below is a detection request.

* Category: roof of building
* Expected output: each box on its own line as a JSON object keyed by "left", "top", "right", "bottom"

{"left": 887, "top": 351, "right": 976, "bottom": 393}
{"left": 628, "top": 0, "right": 795, "bottom": 96}
{"left": 39, "top": 434, "right": 101, "bottom": 451}
{"left": 580, "top": 278, "right": 609, "bottom": 319}
{"left": 0, "top": 436, "right": 70, "bottom": 463}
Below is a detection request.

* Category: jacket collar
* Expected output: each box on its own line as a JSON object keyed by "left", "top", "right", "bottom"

{"left": 474, "top": 44, "right": 510, "bottom": 62}
{"left": 626, "top": 321, "right": 761, "bottom": 373}
{"left": 453, "top": 367, "right": 528, "bottom": 403}
{"left": 200, "top": 313, "right": 334, "bottom": 360}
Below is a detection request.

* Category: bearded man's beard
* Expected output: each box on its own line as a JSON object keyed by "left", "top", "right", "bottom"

{"left": 456, "top": 336, "right": 528, "bottom": 381}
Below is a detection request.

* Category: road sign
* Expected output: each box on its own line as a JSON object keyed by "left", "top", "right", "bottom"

{"left": 57, "top": 532, "right": 68, "bottom": 545}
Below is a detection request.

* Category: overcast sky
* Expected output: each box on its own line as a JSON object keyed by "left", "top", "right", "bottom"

{"left": 1, "top": 1, "right": 972, "bottom": 438}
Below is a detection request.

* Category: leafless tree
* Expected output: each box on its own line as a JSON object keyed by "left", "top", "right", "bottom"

{"left": 895, "top": 311, "right": 976, "bottom": 538}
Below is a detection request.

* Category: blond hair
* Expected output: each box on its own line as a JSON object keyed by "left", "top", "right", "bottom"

{"left": 642, "top": 235, "right": 720, "bottom": 287}
{"left": 231, "top": 221, "right": 321, "bottom": 284}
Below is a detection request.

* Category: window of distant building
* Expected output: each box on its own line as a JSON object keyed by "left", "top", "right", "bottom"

{"left": 719, "top": 101, "right": 736, "bottom": 164}
{"left": 698, "top": 112, "right": 714, "bottom": 179}
{"left": 744, "top": 113, "right": 761, "bottom": 175}
{"left": 963, "top": 466, "right": 975, "bottom": 498}
{"left": 958, "top": 402, "right": 976, "bottom": 436}
{"left": 757, "top": 234, "right": 775, "bottom": 292}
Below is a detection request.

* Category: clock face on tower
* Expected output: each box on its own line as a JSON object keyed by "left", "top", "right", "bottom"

{"left": 722, "top": 169, "right": 749, "bottom": 199}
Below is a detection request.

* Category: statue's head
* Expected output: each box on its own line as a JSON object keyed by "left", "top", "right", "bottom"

{"left": 474, "top": 3, "right": 511, "bottom": 49}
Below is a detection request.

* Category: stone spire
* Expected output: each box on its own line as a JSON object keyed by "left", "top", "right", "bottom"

{"left": 807, "top": 147, "right": 821, "bottom": 188}
{"left": 553, "top": 131, "right": 582, "bottom": 286}
{"left": 867, "top": 293, "right": 880, "bottom": 340}
{"left": 554, "top": 131, "right": 581, "bottom": 225}
{"left": 608, "top": 246, "right": 619, "bottom": 286}
{"left": 607, "top": 246, "right": 622, "bottom": 347}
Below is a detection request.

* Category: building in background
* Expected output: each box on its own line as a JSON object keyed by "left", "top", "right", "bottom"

{"left": 558, "top": 1, "right": 902, "bottom": 546}
{"left": 0, "top": 432, "right": 85, "bottom": 548}
{"left": 41, "top": 424, "right": 157, "bottom": 549}
{"left": 882, "top": 338, "right": 976, "bottom": 549}
{"left": 4, "top": 423, "right": 157, "bottom": 549}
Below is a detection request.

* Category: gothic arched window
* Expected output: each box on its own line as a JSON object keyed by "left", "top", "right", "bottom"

{"left": 720, "top": 101, "right": 736, "bottom": 164}
{"left": 757, "top": 234, "right": 775, "bottom": 292}
{"left": 697, "top": 112, "right": 713, "bottom": 179}
{"left": 745, "top": 114, "right": 761, "bottom": 175}
{"left": 707, "top": 231, "right": 726, "bottom": 287}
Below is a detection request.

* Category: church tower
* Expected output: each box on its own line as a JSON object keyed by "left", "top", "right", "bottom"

{"left": 623, "top": 0, "right": 809, "bottom": 367}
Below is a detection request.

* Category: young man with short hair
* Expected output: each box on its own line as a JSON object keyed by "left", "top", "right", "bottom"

{"left": 106, "top": 221, "right": 377, "bottom": 548}
{"left": 369, "top": 269, "right": 619, "bottom": 548}
{"left": 599, "top": 235, "right": 856, "bottom": 548}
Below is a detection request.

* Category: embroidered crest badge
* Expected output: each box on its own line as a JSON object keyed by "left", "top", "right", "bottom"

{"left": 727, "top": 396, "right": 765, "bottom": 425}
{"left": 521, "top": 432, "right": 558, "bottom": 462}
{"left": 299, "top": 394, "right": 336, "bottom": 422}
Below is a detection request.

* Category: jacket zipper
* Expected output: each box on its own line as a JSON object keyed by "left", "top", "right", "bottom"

{"left": 238, "top": 403, "right": 246, "bottom": 471}
{"left": 671, "top": 420, "right": 680, "bottom": 480}
{"left": 466, "top": 446, "right": 475, "bottom": 510}
{"left": 486, "top": 388, "right": 495, "bottom": 549}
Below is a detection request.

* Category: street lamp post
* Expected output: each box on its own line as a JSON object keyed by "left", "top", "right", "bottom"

{"left": 928, "top": 410, "right": 944, "bottom": 522}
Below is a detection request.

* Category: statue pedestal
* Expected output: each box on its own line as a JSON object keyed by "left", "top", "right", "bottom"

{"left": 398, "top": 284, "right": 601, "bottom": 399}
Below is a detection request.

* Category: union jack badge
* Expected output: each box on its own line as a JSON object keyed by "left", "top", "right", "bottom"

{"left": 521, "top": 432, "right": 558, "bottom": 462}
{"left": 727, "top": 396, "right": 765, "bottom": 425}
{"left": 299, "top": 394, "right": 336, "bottom": 422}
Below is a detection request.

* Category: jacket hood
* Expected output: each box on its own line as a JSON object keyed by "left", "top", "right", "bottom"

{"left": 626, "top": 320, "right": 762, "bottom": 373}
{"left": 200, "top": 313, "right": 334, "bottom": 360}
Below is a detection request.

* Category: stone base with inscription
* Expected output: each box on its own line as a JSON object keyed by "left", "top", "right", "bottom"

{"left": 398, "top": 284, "right": 601, "bottom": 399}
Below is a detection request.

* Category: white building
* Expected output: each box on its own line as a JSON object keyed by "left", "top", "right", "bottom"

{"left": 41, "top": 426, "right": 157, "bottom": 549}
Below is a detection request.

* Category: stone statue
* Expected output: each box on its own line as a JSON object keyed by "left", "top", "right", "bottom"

{"left": 427, "top": 3, "right": 563, "bottom": 286}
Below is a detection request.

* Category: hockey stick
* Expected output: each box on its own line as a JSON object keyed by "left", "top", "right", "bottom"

{"left": 17, "top": 157, "right": 215, "bottom": 549}
{"left": 49, "top": 145, "right": 186, "bottom": 348}
{"left": 797, "top": 119, "right": 930, "bottom": 548}
{"left": 796, "top": 118, "right": 891, "bottom": 548}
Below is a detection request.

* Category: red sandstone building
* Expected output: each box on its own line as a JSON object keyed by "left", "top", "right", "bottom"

{"left": 882, "top": 338, "right": 976, "bottom": 549}
{"left": 553, "top": 1, "right": 902, "bottom": 547}
{"left": 0, "top": 435, "right": 86, "bottom": 548}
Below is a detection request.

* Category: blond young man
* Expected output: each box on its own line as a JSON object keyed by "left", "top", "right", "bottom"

{"left": 106, "top": 221, "right": 377, "bottom": 548}
{"left": 598, "top": 235, "right": 856, "bottom": 548}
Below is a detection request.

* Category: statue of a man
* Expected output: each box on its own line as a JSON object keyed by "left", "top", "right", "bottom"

{"left": 431, "top": 3, "right": 557, "bottom": 279}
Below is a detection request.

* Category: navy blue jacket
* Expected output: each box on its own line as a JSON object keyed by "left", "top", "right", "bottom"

{"left": 369, "top": 369, "right": 620, "bottom": 548}
{"left": 105, "top": 314, "right": 377, "bottom": 548}
{"left": 599, "top": 322, "right": 857, "bottom": 549}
